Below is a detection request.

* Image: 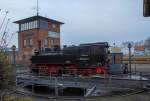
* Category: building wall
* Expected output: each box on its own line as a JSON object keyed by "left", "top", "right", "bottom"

{"left": 18, "top": 21, "right": 61, "bottom": 64}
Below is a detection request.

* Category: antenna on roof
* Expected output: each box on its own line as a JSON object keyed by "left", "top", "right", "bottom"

{"left": 36, "top": 0, "right": 39, "bottom": 16}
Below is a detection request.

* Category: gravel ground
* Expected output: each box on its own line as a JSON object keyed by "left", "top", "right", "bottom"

{"left": 14, "top": 91, "right": 150, "bottom": 101}
{"left": 86, "top": 92, "right": 150, "bottom": 101}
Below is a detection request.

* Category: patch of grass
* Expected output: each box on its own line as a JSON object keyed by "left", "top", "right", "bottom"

{"left": 3, "top": 97, "right": 32, "bottom": 101}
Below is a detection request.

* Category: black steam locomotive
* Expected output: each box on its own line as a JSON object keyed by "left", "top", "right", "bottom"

{"left": 30, "top": 42, "right": 109, "bottom": 76}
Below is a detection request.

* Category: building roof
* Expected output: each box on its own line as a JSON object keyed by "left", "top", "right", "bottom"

{"left": 14, "top": 15, "right": 64, "bottom": 24}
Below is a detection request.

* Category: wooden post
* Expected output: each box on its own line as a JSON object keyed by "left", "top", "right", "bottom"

{"left": 11, "top": 45, "right": 16, "bottom": 65}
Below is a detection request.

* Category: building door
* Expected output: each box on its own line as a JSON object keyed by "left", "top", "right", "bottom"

{"left": 38, "top": 40, "right": 41, "bottom": 52}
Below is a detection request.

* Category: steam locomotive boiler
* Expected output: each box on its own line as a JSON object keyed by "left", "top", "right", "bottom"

{"left": 30, "top": 42, "right": 109, "bottom": 76}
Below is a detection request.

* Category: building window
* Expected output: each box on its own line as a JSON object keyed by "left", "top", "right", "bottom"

{"left": 23, "top": 38, "right": 33, "bottom": 47}
{"left": 29, "top": 22, "right": 31, "bottom": 29}
{"left": 25, "top": 23, "right": 27, "bottom": 30}
{"left": 52, "top": 24, "right": 56, "bottom": 28}
{"left": 21, "top": 24, "right": 24, "bottom": 31}
{"left": 31, "top": 22, "right": 33, "bottom": 29}
{"left": 44, "top": 38, "right": 48, "bottom": 46}
{"left": 39, "top": 20, "right": 48, "bottom": 29}
{"left": 29, "top": 39, "right": 33, "bottom": 46}
{"left": 48, "top": 31, "right": 60, "bottom": 38}
{"left": 33, "top": 20, "right": 38, "bottom": 28}
{"left": 23, "top": 39, "right": 27, "bottom": 47}
{"left": 20, "top": 20, "right": 38, "bottom": 31}
{"left": 51, "top": 39, "right": 54, "bottom": 45}
{"left": 23, "top": 23, "right": 25, "bottom": 30}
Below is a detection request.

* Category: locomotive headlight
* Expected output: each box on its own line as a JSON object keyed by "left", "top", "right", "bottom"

{"left": 65, "top": 60, "right": 71, "bottom": 63}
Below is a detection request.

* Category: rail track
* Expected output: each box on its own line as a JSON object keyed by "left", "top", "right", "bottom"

{"left": 14, "top": 89, "right": 83, "bottom": 101}
{"left": 11, "top": 88, "right": 149, "bottom": 101}
{"left": 85, "top": 89, "right": 150, "bottom": 101}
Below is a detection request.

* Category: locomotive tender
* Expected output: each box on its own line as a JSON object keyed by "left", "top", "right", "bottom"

{"left": 30, "top": 42, "right": 109, "bottom": 76}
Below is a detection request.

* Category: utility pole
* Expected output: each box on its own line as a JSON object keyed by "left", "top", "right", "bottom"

{"left": 128, "top": 43, "right": 132, "bottom": 73}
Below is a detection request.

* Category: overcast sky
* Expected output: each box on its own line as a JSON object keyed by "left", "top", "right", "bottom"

{"left": 0, "top": 0, "right": 150, "bottom": 47}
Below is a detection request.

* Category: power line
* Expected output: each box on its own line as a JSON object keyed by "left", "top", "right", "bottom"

{"left": 3, "top": 31, "right": 16, "bottom": 52}
{"left": 0, "top": 11, "right": 8, "bottom": 32}
{"left": 0, "top": 18, "right": 10, "bottom": 47}
{"left": 6, "top": 31, "right": 16, "bottom": 47}
{"left": 2, "top": 29, "right": 10, "bottom": 47}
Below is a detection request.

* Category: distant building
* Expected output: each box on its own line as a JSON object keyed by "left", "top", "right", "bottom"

{"left": 134, "top": 45, "right": 145, "bottom": 56}
{"left": 14, "top": 15, "right": 64, "bottom": 64}
{"left": 121, "top": 47, "right": 134, "bottom": 56}
{"left": 145, "top": 37, "right": 150, "bottom": 56}
{"left": 110, "top": 47, "right": 121, "bottom": 53}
